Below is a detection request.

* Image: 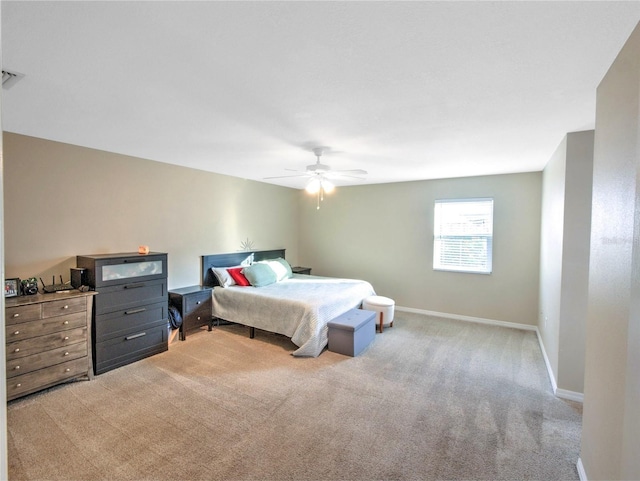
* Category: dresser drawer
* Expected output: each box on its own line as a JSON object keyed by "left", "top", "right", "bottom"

{"left": 6, "top": 304, "right": 41, "bottom": 325}
{"left": 94, "top": 324, "right": 167, "bottom": 374}
{"left": 183, "top": 301, "right": 211, "bottom": 333}
{"left": 77, "top": 253, "right": 167, "bottom": 289}
{"left": 184, "top": 290, "right": 211, "bottom": 313}
{"left": 6, "top": 311, "right": 86, "bottom": 343}
{"left": 42, "top": 296, "right": 86, "bottom": 318}
{"left": 6, "top": 327, "right": 87, "bottom": 361}
{"left": 7, "top": 356, "right": 89, "bottom": 401}
{"left": 7, "top": 341, "right": 87, "bottom": 378}
{"left": 94, "top": 301, "right": 167, "bottom": 342}
{"left": 94, "top": 279, "right": 167, "bottom": 315}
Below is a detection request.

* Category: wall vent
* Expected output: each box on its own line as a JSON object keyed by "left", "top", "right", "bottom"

{"left": 2, "top": 69, "right": 24, "bottom": 89}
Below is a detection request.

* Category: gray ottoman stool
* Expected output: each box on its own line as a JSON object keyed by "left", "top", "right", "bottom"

{"left": 327, "top": 308, "right": 376, "bottom": 356}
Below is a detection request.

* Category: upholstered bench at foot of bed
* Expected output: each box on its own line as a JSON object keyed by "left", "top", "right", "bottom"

{"left": 327, "top": 309, "right": 376, "bottom": 357}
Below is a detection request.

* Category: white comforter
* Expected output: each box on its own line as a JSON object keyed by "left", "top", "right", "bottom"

{"left": 212, "top": 274, "right": 376, "bottom": 357}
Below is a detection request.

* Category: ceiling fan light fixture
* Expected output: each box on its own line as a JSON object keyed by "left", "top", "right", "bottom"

{"left": 266, "top": 145, "right": 367, "bottom": 210}
{"left": 305, "top": 178, "right": 321, "bottom": 194}
{"left": 321, "top": 179, "right": 335, "bottom": 193}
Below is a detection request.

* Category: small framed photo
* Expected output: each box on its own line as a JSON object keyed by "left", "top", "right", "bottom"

{"left": 4, "top": 278, "right": 20, "bottom": 298}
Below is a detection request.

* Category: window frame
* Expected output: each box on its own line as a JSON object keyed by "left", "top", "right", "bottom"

{"left": 433, "top": 197, "right": 494, "bottom": 275}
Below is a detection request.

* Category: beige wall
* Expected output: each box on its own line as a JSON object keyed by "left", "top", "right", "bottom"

{"left": 298, "top": 172, "right": 542, "bottom": 325}
{"left": 539, "top": 136, "right": 566, "bottom": 382}
{"left": 539, "top": 130, "right": 593, "bottom": 397}
{"left": 558, "top": 131, "right": 593, "bottom": 396}
{"left": 3, "top": 133, "right": 300, "bottom": 289}
{"left": 3, "top": 133, "right": 544, "bottom": 328}
{"left": 581, "top": 21, "right": 640, "bottom": 481}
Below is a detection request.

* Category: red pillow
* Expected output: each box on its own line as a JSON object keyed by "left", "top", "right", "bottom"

{"left": 227, "top": 267, "right": 251, "bottom": 286}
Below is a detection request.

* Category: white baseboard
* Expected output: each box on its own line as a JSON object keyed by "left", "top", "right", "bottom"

{"left": 577, "top": 457, "right": 587, "bottom": 481}
{"left": 533, "top": 329, "right": 585, "bottom": 402}
{"left": 396, "top": 306, "right": 584, "bottom": 403}
{"left": 395, "top": 306, "right": 538, "bottom": 331}
{"left": 556, "top": 388, "right": 584, "bottom": 403}
{"left": 534, "top": 328, "right": 559, "bottom": 394}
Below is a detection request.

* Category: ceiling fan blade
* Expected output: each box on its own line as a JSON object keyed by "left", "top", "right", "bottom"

{"left": 263, "top": 174, "right": 311, "bottom": 180}
{"left": 323, "top": 172, "right": 367, "bottom": 181}
{"left": 332, "top": 169, "right": 368, "bottom": 175}
{"left": 266, "top": 147, "right": 368, "bottom": 182}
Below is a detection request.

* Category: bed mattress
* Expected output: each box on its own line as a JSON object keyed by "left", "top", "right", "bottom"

{"left": 212, "top": 274, "right": 376, "bottom": 357}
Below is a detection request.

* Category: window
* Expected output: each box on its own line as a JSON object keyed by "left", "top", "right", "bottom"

{"left": 433, "top": 198, "right": 493, "bottom": 274}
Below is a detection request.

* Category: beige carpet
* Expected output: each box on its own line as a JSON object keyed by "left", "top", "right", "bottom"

{"left": 7, "top": 312, "right": 582, "bottom": 481}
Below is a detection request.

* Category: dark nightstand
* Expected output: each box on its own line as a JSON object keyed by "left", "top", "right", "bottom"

{"left": 169, "top": 285, "right": 213, "bottom": 341}
{"left": 292, "top": 266, "right": 312, "bottom": 275}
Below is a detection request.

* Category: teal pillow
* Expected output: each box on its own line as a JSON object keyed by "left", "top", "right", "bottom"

{"left": 243, "top": 263, "right": 278, "bottom": 287}
{"left": 257, "top": 257, "right": 293, "bottom": 281}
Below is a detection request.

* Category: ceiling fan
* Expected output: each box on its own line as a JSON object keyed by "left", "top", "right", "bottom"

{"left": 264, "top": 147, "right": 368, "bottom": 183}
{"left": 264, "top": 147, "right": 368, "bottom": 209}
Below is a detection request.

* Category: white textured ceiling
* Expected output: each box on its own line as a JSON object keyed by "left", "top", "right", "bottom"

{"left": 3, "top": 1, "right": 640, "bottom": 189}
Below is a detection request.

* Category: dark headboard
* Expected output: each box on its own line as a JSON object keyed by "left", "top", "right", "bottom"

{"left": 201, "top": 249, "right": 286, "bottom": 287}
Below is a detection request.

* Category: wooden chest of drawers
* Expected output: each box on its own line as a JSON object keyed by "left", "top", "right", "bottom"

{"left": 77, "top": 252, "right": 168, "bottom": 374}
{"left": 5, "top": 291, "right": 95, "bottom": 401}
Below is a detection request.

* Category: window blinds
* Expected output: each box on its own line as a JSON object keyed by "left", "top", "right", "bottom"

{"left": 433, "top": 198, "right": 493, "bottom": 274}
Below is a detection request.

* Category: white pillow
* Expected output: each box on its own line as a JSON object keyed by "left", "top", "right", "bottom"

{"left": 211, "top": 266, "right": 240, "bottom": 287}
{"left": 210, "top": 255, "right": 253, "bottom": 287}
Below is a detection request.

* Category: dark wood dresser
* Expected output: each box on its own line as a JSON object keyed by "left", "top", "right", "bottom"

{"left": 5, "top": 290, "right": 96, "bottom": 401}
{"left": 77, "top": 252, "right": 168, "bottom": 375}
{"left": 169, "top": 285, "right": 212, "bottom": 340}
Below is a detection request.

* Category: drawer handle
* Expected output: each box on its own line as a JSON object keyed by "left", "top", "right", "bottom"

{"left": 63, "top": 320, "right": 69, "bottom": 325}
{"left": 12, "top": 313, "right": 19, "bottom": 318}
{"left": 65, "top": 368, "right": 70, "bottom": 372}
{"left": 196, "top": 301, "right": 201, "bottom": 305}
{"left": 125, "top": 332, "right": 147, "bottom": 341}
{"left": 197, "top": 316, "right": 201, "bottom": 321}
{"left": 14, "top": 348, "right": 19, "bottom": 353}
{"left": 64, "top": 336, "right": 69, "bottom": 340}
{"left": 14, "top": 366, "right": 20, "bottom": 370}
{"left": 124, "top": 308, "right": 146, "bottom": 315}
{"left": 13, "top": 331, "right": 19, "bottom": 335}
{"left": 16, "top": 383, "right": 21, "bottom": 388}
{"left": 63, "top": 305, "right": 69, "bottom": 309}
{"left": 64, "top": 352, "right": 69, "bottom": 356}
{"left": 124, "top": 283, "right": 145, "bottom": 289}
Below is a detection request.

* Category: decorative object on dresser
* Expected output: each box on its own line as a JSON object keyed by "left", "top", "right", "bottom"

{"left": 20, "top": 277, "right": 39, "bottom": 296}
{"left": 70, "top": 267, "right": 88, "bottom": 289}
{"left": 5, "top": 290, "right": 96, "bottom": 401}
{"left": 291, "top": 266, "right": 312, "bottom": 275}
{"left": 168, "top": 285, "right": 213, "bottom": 341}
{"left": 4, "top": 277, "right": 20, "bottom": 297}
{"left": 76, "top": 252, "right": 168, "bottom": 375}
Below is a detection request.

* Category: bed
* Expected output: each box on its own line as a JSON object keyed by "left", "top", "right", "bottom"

{"left": 201, "top": 249, "right": 375, "bottom": 357}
